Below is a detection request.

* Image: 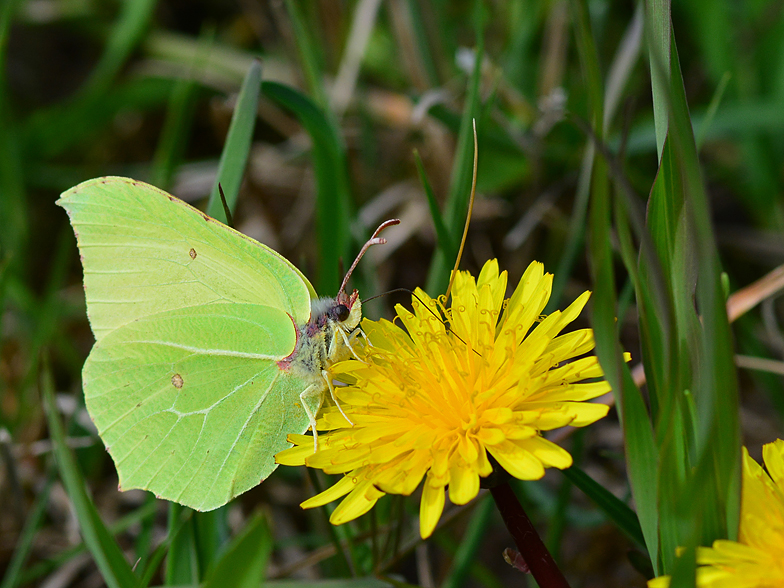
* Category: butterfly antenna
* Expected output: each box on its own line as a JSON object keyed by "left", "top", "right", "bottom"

{"left": 339, "top": 219, "right": 401, "bottom": 294}
{"left": 362, "top": 287, "right": 478, "bottom": 354}
{"left": 443, "top": 118, "right": 478, "bottom": 304}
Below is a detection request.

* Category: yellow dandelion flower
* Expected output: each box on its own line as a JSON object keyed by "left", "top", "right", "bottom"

{"left": 277, "top": 259, "right": 619, "bottom": 538}
{"left": 649, "top": 439, "right": 784, "bottom": 588}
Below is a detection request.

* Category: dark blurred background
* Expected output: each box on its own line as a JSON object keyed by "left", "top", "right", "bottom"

{"left": 1, "top": 1, "right": 783, "bottom": 586}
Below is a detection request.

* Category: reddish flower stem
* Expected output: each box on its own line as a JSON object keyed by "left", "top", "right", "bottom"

{"left": 490, "top": 482, "right": 572, "bottom": 588}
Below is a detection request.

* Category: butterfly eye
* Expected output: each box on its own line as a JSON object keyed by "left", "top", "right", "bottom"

{"left": 335, "top": 304, "right": 350, "bottom": 322}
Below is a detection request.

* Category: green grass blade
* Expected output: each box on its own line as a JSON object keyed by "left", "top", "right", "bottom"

{"left": 643, "top": 138, "right": 699, "bottom": 426}
{"left": 79, "top": 0, "right": 158, "bottom": 100}
{"left": 546, "top": 465, "right": 573, "bottom": 559}
{"left": 16, "top": 500, "right": 158, "bottom": 586}
{"left": 572, "top": 0, "right": 661, "bottom": 571}
{"left": 137, "top": 538, "right": 169, "bottom": 588}
{"left": 440, "top": 495, "right": 494, "bottom": 588}
{"left": 623, "top": 99, "right": 784, "bottom": 156}
{"left": 421, "top": 105, "right": 530, "bottom": 194}
{"left": 283, "top": 0, "right": 329, "bottom": 109}
{"left": 612, "top": 168, "right": 675, "bottom": 573}
{"left": 404, "top": 0, "right": 440, "bottom": 86}
{"left": 0, "top": 111, "right": 26, "bottom": 271}
{"left": 414, "top": 149, "right": 454, "bottom": 264}
{"left": 645, "top": 0, "right": 671, "bottom": 159}
{"left": 136, "top": 500, "right": 191, "bottom": 588}
{"left": 695, "top": 72, "right": 730, "bottom": 150}
{"left": 561, "top": 465, "right": 646, "bottom": 548}
{"left": 550, "top": 5, "right": 643, "bottom": 309}
{"left": 195, "top": 508, "right": 229, "bottom": 578}
{"left": 0, "top": 468, "right": 55, "bottom": 588}
{"left": 132, "top": 495, "right": 158, "bottom": 582}
{"left": 430, "top": 532, "right": 505, "bottom": 588}
{"left": 554, "top": 0, "right": 606, "bottom": 312}
{"left": 667, "top": 33, "right": 741, "bottom": 545}
{"left": 596, "top": 180, "right": 664, "bottom": 572}
{"left": 668, "top": 546, "right": 697, "bottom": 588}
{"left": 25, "top": 77, "right": 176, "bottom": 161}
{"left": 425, "top": 0, "right": 484, "bottom": 295}
{"left": 262, "top": 80, "right": 352, "bottom": 294}
{"left": 678, "top": 0, "right": 732, "bottom": 85}
{"left": 41, "top": 360, "right": 137, "bottom": 588}
{"left": 203, "top": 512, "right": 272, "bottom": 588}
{"left": 265, "top": 580, "right": 395, "bottom": 588}
{"left": 206, "top": 60, "right": 263, "bottom": 223}
{"left": 645, "top": 136, "right": 696, "bottom": 573}
{"left": 0, "top": 0, "right": 22, "bottom": 50}
{"left": 150, "top": 31, "right": 213, "bottom": 190}
{"left": 0, "top": 0, "right": 26, "bottom": 273}
{"left": 165, "top": 505, "right": 200, "bottom": 585}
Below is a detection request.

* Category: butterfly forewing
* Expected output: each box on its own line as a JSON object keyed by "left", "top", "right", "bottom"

{"left": 57, "top": 177, "right": 316, "bottom": 341}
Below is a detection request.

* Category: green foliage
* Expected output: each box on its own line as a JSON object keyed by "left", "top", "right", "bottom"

{"left": 262, "top": 81, "right": 352, "bottom": 294}
{"left": 206, "top": 60, "right": 263, "bottom": 224}
{"left": 3, "top": 0, "right": 782, "bottom": 586}
{"left": 42, "top": 359, "right": 138, "bottom": 588}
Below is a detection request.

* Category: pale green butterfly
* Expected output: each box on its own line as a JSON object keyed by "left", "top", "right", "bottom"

{"left": 58, "top": 177, "right": 397, "bottom": 511}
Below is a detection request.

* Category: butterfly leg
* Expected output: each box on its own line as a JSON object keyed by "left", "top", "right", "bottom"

{"left": 299, "top": 384, "right": 325, "bottom": 453}
{"left": 357, "top": 329, "right": 373, "bottom": 348}
{"left": 351, "top": 327, "right": 373, "bottom": 348}
{"left": 322, "top": 370, "right": 355, "bottom": 427}
{"left": 339, "top": 328, "right": 368, "bottom": 363}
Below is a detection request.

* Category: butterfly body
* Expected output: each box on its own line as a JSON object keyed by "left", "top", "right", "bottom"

{"left": 285, "top": 293, "right": 362, "bottom": 372}
{"left": 58, "top": 177, "right": 363, "bottom": 510}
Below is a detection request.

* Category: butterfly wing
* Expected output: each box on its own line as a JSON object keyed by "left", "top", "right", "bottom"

{"left": 59, "top": 177, "right": 321, "bottom": 509}
{"left": 84, "top": 304, "right": 313, "bottom": 510}
{"left": 57, "top": 177, "right": 317, "bottom": 341}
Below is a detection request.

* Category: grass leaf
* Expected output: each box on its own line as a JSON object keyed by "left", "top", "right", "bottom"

{"left": 561, "top": 465, "right": 646, "bottom": 548}
{"left": 283, "top": 0, "right": 329, "bottom": 109}
{"left": 206, "top": 60, "right": 263, "bottom": 223}
{"left": 440, "top": 495, "right": 494, "bottom": 588}
{"left": 203, "top": 512, "right": 272, "bottom": 588}
{"left": 0, "top": 468, "right": 55, "bottom": 588}
{"left": 262, "top": 80, "right": 352, "bottom": 294}
{"left": 425, "top": 0, "right": 484, "bottom": 295}
{"left": 41, "top": 360, "right": 137, "bottom": 588}
{"left": 571, "top": 0, "right": 662, "bottom": 571}
{"left": 414, "top": 149, "right": 454, "bottom": 264}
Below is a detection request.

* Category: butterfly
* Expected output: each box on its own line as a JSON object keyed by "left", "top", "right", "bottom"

{"left": 58, "top": 177, "right": 397, "bottom": 511}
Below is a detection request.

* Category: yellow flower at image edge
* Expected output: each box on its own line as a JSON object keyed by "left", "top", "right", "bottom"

{"left": 648, "top": 439, "right": 784, "bottom": 588}
{"left": 276, "top": 259, "right": 622, "bottom": 539}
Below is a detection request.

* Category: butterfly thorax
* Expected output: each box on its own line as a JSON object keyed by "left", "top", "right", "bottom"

{"left": 279, "top": 290, "right": 362, "bottom": 380}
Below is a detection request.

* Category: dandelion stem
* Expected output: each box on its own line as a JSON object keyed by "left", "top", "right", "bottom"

{"left": 490, "top": 482, "right": 572, "bottom": 588}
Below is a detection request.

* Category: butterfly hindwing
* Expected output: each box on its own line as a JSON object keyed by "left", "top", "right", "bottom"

{"left": 84, "top": 303, "right": 312, "bottom": 511}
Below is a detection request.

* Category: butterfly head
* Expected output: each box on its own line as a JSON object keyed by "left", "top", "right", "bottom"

{"left": 333, "top": 289, "right": 362, "bottom": 332}
{"left": 308, "top": 289, "right": 361, "bottom": 335}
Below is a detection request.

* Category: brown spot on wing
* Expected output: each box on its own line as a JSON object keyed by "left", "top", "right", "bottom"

{"left": 171, "top": 374, "right": 184, "bottom": 388}
{"left": 189, "top": 248, "right": 197, "bottom": 259}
